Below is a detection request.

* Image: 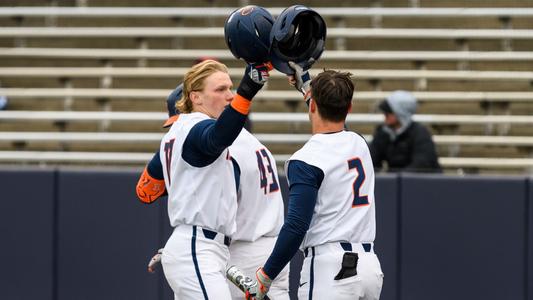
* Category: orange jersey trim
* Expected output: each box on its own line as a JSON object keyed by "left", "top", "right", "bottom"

{"left": 136, "top": 167, "right": 166, "bottom": 204}
{"left": 163, "top": 115, "right": 179, "bottom": 128}
{"left": 230, "top": 94, "right": 252, "bottom": 115}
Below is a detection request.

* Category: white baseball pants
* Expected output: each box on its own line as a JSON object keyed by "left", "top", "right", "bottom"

{"left": 162, "top": 224, "right": 233, "bottom": 300}
{"left": 298, "top": 242, "right": 384, "bottom": 300}
{"left": 228, "top": 236, "right": 290, "bottom": 300}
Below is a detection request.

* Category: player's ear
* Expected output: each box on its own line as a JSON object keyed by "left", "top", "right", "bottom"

{"left": 309, "top": 97, "right": 317, "bottom": 113}
{"left": 190, "top": 91, "right": 202, "bottom": 105}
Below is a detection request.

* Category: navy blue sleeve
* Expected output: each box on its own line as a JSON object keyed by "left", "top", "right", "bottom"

{"left": 147, "top": 151, "right": 164, "bottom": 180}
{"left": 231, "top": 157, "right": 241, "bottom": 193}
{"left": 262, "top": 160, "right": 324, "bottom": 279}
{"left": 182, "top": 105, "right": 247, "bottom": 167}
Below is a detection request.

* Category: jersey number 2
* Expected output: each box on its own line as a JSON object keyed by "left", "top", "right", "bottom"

{"left": 348, "top": 158, "right": 369, "bottom": 207}
{"left": 256, "top": 149, "right": 279, "bottom": 194}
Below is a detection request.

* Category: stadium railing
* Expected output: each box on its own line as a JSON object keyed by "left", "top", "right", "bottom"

{"left": 1, "top": 27, "right": 532, "bottom": 40}
{"left": 1, "top": 48, "right": 532, "bottom": 61}
{"left": 1, "top": 7, "right": 533, "bottom": 18}
{"left": 1, "top": 131, "right": 533, "bottom": 147}
{"left": 1, "top": 67, "right": 533, "bottom": 82}
{"left": 0, "top": 150, "right": 531, "bottom": 171}
{"left": 0, "top": 110, "right": 531, "bottom": 125}
{"left": 2, "top": 88, "right": 533, "bottom": 103}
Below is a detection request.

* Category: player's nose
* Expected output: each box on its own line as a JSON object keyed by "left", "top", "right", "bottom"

{"left": 226, "top": 89, "right": 234, "bottom": 101}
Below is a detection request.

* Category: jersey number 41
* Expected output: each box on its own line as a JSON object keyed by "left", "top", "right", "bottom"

{"left": 256, "top": 148, "right": 279, "bottom": 194}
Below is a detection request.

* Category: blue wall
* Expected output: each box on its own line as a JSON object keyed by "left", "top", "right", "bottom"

{"left": 0, "top": 168, "right": 530, "bottom": 300}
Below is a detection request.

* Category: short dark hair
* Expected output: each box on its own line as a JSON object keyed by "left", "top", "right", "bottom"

{"left": 310, "top": 70, "right": 355, "bottom": 122}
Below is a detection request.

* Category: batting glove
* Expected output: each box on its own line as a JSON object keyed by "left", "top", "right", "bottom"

{"left": 147, "top": 248, "right": 163, "bottom": 273}
{"left": 237, "top": 62, "right": 271, "bottom": 100}
{"left": 288, "top": 60, "right": 313, "bottom": 97}
{"left": 247, "top": 267, "right": 272, "bottom": 300}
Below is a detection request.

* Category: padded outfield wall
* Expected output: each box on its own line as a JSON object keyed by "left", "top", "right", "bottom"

{"left": 0, "top": 167, "right": 530, "bottom": 300}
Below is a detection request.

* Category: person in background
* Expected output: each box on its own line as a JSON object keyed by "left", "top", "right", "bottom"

{"left": 0, "top": 81, "right": 8, "bottom": 110}
{"left": 0, "top": 94, "right": 7, "bottom": 110}
{"left": 369, "top": 90, "right": 441, "bottom": 173}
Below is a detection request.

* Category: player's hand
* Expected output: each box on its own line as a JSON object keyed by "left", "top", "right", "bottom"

{"left": 288, "top": 60, "right": 313, "bottom": 96}
{"left": 246, "top": 267, "right": 272, "bottom": 300}
{"left": 246, "top": 62, "right": 271, "bottom": 85}
{"left": 238, "top": 62, "right": 271, "bottom": 100}
{"left": 147, "top": 248, "right": 163, "bottom": 273}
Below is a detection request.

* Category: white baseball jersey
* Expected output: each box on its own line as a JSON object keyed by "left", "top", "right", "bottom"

{"left": 160, "top": 112, "right": 237, "bottom": 237}
{"left": 286, "top": 130, "right": 376, "bottom": 250}
{"left": 229, "top": 129, "right": 284, "bottom": 242}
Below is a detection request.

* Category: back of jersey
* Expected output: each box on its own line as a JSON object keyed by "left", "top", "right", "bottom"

{"left": 229, "top": 129, "right": 284, "bottom": 242}
{"left": 287, "top": 131, "right": 376, "bottom": 249}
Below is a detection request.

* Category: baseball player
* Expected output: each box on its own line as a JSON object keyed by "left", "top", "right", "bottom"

{"left": 248, "top": 65, "right": 384, "bottom": 300}
{"left": 140, "top": 82, "right": 289, "bottom": 299}
{"left": 137, "top": 59, "right": 270, "bottom": 299}
{"left": 226, "top": 128, "right": 289, "bottom": 300}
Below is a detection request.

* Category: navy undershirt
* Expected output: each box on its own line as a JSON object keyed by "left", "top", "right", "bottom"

{"left": 147, "top": 151, "right": 164, "bottom": 179}
{"left": 263, "top": 160, "right": 324, "bottom": 279}
{"left": 182, "top": 106, "right": 247, "bottom": 167}
{"left": 146, "top": 105, "right": 245, "bottom": 188}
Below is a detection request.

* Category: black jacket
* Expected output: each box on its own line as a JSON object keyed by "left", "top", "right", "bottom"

{"left": 369, "top": 122, "right": 441, "bottom": 173}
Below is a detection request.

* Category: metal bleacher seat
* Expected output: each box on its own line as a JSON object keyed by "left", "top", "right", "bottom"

{"left": 2, "top": 47, "right": 533, "bottom": 61}
{"left": 1, "top": 6, "right": 533, "bottom": 18}
{"left": 1, "top": 67, "right": 533, "bottom": 82}
{"left": 2, "top": 87, "right": 533, "bottom": 103}
{"left": 1, "top": 110, "right": 532, "bottom": 125}
{"left": 0, "top": 150, "right": 532, "bottom": 171}
{"left": 2, "top": 131, "right": 533, "bottom": 147}
{"left": 1, "top": 27, "right": 533, "bottom": 40}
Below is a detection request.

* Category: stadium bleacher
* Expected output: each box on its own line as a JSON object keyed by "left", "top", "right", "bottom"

{"left": 0, "top": 1, "right": 532, "bottom": 174}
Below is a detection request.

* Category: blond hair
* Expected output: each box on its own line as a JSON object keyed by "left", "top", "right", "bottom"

{"left": 176, "top": 60, "right": 229, "bottom": 113}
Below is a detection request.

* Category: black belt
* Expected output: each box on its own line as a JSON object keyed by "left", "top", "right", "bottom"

{"left": 201, "top": 228, "right": 231, "bottom": 247}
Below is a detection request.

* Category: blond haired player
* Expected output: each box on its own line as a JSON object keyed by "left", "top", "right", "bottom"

{"left": 138, "top": 84, "right": 289, "bottom": 300}
{"left": 139, "top": 77, "right": 289, "bottom": 299}
{"left": 137, "top": 59, "right": 290, "bottom": 299}
{"left": 136, "top": 59, "right": 270, "bottom": 299}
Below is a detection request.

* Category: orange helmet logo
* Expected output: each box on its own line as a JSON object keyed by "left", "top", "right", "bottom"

{"left": 240, "top": 6, "right": 254, "bottom": 16}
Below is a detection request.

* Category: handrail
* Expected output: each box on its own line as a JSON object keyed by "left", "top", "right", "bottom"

{"left": 2, "top": 131, "right": 533, "bottom": 146}
{"left": 0, "top": 111, "right": 532, "bottom": 125}
{"left": 1, "top": 7, "right": 533, "bottom": 18}
{"left": 2, "top": 88, "right": 533, "bottom": 102}
{"left": 1, "top": 67, "right": 533, "bottom": 81}
{"left": 0, "top": 150, "right": 531, "bottom": 169}
{"left": 1, "top": 27, "right": 532, "bottom": 39}
{"left": 1, "top": 48, "right": 533, "bottom": 61}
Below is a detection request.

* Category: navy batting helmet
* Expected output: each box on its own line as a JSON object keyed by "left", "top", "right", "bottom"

{"left": 270, "top": 5, "right": 326, "bottom": 75}
{"left": 224, "top": 5, "right": 274, "bottom": 64}
{"left": 163, "top": 83, "right": 183, "bottom": 128}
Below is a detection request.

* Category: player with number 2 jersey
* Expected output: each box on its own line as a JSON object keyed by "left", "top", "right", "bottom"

{"left": 250, "top": 68, "right": 384, "bottom": 300}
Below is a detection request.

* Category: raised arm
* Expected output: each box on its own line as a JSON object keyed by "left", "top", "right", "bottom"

{"left": 182, "top": 63, "right": 270, "bottom": 167}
